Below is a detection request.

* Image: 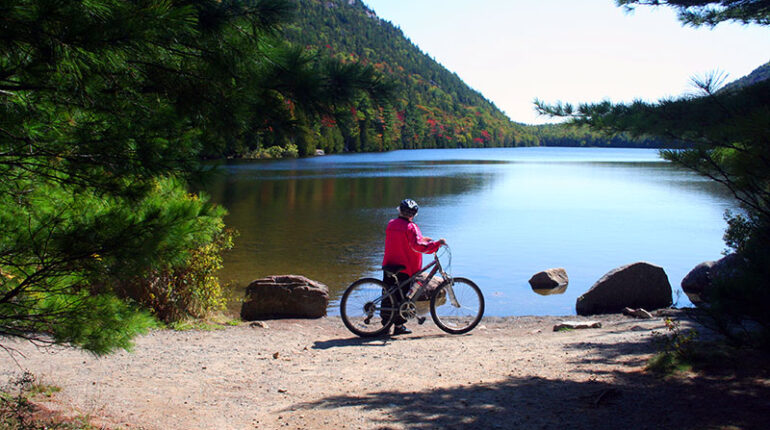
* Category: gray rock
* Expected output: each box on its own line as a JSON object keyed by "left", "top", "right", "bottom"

{"left": 681, "top": 254, "right": 743, "bottom": 305}
{"left": 681, "top": 261, "right": 715, "bottom": 305}
{"left": 576, "top": 262, "right": 672, "bottom": 316}
{"left": 528, "top": 268, "right": 569, "bottom": 289}
{"left": 622, "top": 307, "right": 653, "bottom": 319}
{"left": 241, "top": 275, "right": 329, "bottom": 320}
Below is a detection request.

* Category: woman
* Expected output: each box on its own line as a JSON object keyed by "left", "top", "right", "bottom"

{"left": 381, "top": 198, "right": 445, "bottom": 335}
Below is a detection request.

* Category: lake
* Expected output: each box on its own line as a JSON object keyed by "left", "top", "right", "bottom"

{"left": 204, "top": 147, "right": 737, "bottom": 316}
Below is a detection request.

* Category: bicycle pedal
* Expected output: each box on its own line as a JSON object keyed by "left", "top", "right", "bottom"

{"left": 417, "top": 317, "right": 426, "bottom": 325}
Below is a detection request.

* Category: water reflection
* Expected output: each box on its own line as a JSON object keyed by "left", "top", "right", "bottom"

{"left": 532, "top": 285, "right": 569, "bottom": 296}
{"left": 208, "top": 165, "right": 493, "bottom": 313}
{"left": 203, "top": 148, "right": 738, "bottom": 316}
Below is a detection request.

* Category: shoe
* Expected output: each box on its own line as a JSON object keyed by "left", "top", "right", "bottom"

{"left": 392, "top": 325, "right": 412, "bottom": 336}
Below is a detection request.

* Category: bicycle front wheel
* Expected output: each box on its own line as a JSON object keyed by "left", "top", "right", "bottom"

{"left": 430, "top": 277, "right": 484, "bottom": 335}
{"left": 340, "top": 278, "right": 395, "bottom": 337}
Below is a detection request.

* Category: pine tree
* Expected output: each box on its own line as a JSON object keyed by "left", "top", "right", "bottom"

{"left": 0, "top": 0, "right": 392, "bottom": 354}
{"left": 617, "top": 0, "right": 770, "bottom": 27}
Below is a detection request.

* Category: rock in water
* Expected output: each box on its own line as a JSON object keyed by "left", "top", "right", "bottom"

{"left": 576, "top": 262, "right": 672, "bottom": 316}
{"left": 241, "top": 275, "right": 329, "bottom": 320}
{"left": 528, "top": 268, "right": 569, "bottom": 289}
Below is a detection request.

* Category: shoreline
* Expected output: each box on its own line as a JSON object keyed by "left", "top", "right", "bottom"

{"left": 2, "top": 311, "right": 768, "bottom": 429}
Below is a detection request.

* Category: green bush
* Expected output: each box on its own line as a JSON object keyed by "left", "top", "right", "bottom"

{"left": 243, "top": 144, "right": 299, "bottom": 159}
{"left": 99, "top": 180, "right": 236, "bottom": 323}
{"left": 127, "top": 229, "right": 235, "bottom": 323}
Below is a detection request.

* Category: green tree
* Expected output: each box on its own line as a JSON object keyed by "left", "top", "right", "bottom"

{"left": 537, "top": 1, "right": 770, "bottom": 345}
{"left": 0, "top": 0, "right": 392, "bottom": 354}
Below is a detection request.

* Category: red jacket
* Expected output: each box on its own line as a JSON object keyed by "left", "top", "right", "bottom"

{"left": 382, "top": 217, "right": 442, "bottom": 276}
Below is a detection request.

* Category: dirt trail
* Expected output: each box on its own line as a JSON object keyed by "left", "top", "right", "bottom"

{"left": 1, "top": 312, "right": 768, "bottom": 429}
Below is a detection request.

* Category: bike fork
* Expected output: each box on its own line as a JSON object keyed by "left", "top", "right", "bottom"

{"left": 446, "top": 282, "right": 460, "bottom": 308}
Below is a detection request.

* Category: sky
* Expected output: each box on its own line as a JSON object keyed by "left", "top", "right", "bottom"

{"left": 361, "top": 0, "right": 770, "bottom": 125}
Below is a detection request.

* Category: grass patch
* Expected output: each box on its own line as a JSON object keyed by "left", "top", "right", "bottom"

{"left": 167, "top": 314, "right": 241, "bottom": 331}
{"left": 647, "top": 351, "right": 693, "bottom": 375}
{"left": 168, "top": 320, "right": 225, "bottom": 331}
{"left": 27, "top": 384, "right": 61, "bottom": 399}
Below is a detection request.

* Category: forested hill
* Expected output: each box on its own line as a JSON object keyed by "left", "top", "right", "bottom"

{"left": 721, "top": 60, "right": 770, "bottom": 93}
{"left": 283, "top": 0, "right": 538, "bottom": 152}
{"left": 531, "top": 60, "right": 770, "bottom": 149}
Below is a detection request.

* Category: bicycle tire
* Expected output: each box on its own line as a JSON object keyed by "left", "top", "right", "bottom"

{"left": 430, "top": 277, "right": 484, "bottom": 335}
{"left": 340, "top": 278, "right": 396, "bottom": 337}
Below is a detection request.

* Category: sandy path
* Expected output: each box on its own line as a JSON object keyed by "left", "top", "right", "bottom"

{"left": 1, "top": 313, "right": 768, "bottom": 429}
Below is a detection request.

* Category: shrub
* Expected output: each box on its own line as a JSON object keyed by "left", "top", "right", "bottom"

{"left": 83, "top": 178, "right": 237, "bottom": 324}
{"left": 647, "top": 318, "right": 699, "bottom": 375}
{"left": 243, "top": 144, "right": 299, "bottom": 159}
{"left": 117, "top": 229, "right": 235, "bottom": 323}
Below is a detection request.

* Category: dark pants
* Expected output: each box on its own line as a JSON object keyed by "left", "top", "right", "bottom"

{"left": 382, "top": 271, "right": 410, "bottom": 326}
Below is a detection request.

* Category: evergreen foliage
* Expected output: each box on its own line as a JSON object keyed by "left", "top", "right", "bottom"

{"left": 0, "top": 0, "right": 389, "bottom": 354}
{"left": 538, "top": 2, "right": 770, "bottom": 347}
{"left": 617, "top": 0, "right": 770, "bottom": 27}
{"left": 532, "top": 124, "right": 675, "bottom": 148}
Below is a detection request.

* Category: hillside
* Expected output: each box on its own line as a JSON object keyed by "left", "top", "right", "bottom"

{"left": 721, "top": 60, "right": 770, "bottom": 93}
{"left": 279, "top": 0, "right": 679, "bottom": 154}
{"left": 532, "top": 60, "right": 770, "bottom": 149}
{"left": 531, "top": 124, "right": 675, "bottom": 148}
{"left": 283, "top": 0, "right": 538, "bottom": 153}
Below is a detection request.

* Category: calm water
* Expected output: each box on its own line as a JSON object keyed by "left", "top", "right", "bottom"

{"left": 204, "top": 147, "right": 737, "bottom": 316}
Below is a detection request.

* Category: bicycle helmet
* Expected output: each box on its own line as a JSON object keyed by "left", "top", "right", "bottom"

{"left": 398, "top": 198, "right": 419, "bottom": 218}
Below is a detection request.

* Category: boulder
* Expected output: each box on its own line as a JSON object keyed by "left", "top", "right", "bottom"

{"left": 528, "top": 268, "right": 569, "bottom": 289}
{"left": 681, "top": 254, "right": 743, "bottom": 305}
{"left": 576, "top": 262, "right": 672, "bottom": 316}
{"left": 240, "top": 275, "right": 329, "bottom": 320}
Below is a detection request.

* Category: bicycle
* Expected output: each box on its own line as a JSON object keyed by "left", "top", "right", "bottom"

{"left": 340, "top": 245, "right": 484, "bottom": 337}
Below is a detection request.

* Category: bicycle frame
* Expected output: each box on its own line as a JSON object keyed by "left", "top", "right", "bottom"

{"left": 378, "top": 248, "right": 460, "bottom": 317}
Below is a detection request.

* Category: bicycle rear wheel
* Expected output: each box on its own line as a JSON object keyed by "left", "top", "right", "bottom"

{"left": 430, "top": 277, "right": 484, "bottom": 335}
{"left": 340, "top": 278, "right": 395, "bottom": 337}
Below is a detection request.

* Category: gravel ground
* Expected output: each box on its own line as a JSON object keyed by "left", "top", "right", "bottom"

{"left": 1, "top": 311, "right": 769, "bottom": 429}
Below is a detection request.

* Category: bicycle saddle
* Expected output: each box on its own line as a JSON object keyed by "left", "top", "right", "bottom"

{"left": 381, "top": 265, "right": 405, "bottom": 276}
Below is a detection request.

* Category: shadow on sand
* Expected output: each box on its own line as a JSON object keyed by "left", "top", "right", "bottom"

{"left": 298, "top": 335, "right": 770, "bottom": 429}
{"left": 312, "top": 333, "right": 449, "bottom": 350}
